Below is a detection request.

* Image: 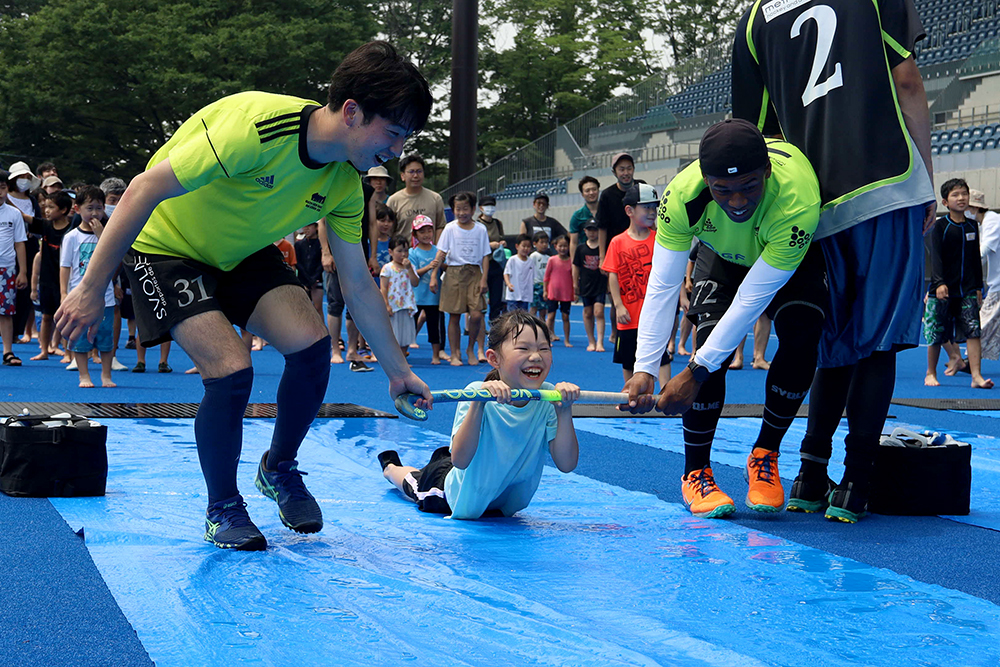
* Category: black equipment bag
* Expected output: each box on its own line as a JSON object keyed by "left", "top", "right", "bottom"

{"left": 0, "top": 414, "right": 108, "bottom": 497}
{"left": 870, "top": 429, "right": 971, "bottom": 516}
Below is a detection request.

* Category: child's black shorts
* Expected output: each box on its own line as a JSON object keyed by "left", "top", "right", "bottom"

{"left": 122, "top": 244, "right": 303, "bottom": 347}
{"left": 614, "top": 328, "right": 672, "bottom": 372}
{"left": 402, "top": 446, "right": 453, "bottom": 514}
{"left": 37, "top": 284, "right": 61, "bottom": 316}
{"left": 546, "top": 299, "right": 571, "bottom": 314}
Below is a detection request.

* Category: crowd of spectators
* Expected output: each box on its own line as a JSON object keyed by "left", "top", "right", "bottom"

{"left": 4, "top": 153, "right": 997, "bottom": 393}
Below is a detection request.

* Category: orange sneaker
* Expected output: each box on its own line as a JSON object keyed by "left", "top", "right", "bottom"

{"left": 681, "top": 467, "right": 736, "bottom": 518}
{"left": 744, "top": 447, "right": 784, "bottom": 512}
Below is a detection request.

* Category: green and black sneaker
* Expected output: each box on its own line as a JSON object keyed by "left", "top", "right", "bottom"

{"left": 255, "top": 452, "right": 324, "bottom": 534}
{"left": 204, "top": 495, "right": 267, "bottom": 551}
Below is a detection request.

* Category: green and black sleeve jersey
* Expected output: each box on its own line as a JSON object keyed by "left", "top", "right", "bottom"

{"left": 732, "top": 0, "right": 934, "bottom": 239}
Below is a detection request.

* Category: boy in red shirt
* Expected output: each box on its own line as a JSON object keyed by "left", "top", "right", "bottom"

{"left": 602, "top": 183, "right": 672, "bottom": 386}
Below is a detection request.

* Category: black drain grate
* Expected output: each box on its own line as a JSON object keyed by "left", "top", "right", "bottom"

{"left": 0, "top": 402, "right": 397, "bottom": 419}
{"left": 891, "top": 397, "right": 1000, "bottom": 411}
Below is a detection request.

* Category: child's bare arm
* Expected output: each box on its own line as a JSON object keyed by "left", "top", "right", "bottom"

{"left": 479, "top": 254, "right": 489, "bottom": 294}
{"left": 60, "top": 266, "right": 70, "bottom": 300}
{"left": 608, "top": 272, "right": 630, "bottom": 325}
{"left": 451, "top": 380, "right": 512, "bottom": 468}
{"left": 451, "top": 403, "right": 485, "bottom": 469}
{"left": 379, "top": 277, "right": 391, "bottom": 314}
{"left": 429, "top": 249, "right": 446, "bottom": 292}
{"left": 31, "top": 252, "right": 41, "bottom": 295}
{"left": 548, "top": 382, "right": 580, "bottom": 472}
{"left": 572, "top": 264, "right": 580, "bottom": 299}
{"left": 404, "top": 258, "right": 420, "bottom": 286}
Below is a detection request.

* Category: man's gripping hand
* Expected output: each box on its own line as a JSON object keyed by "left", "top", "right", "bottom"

{"left": 389, "top": 371, "right": 434, "bottom": 413}
{"left": 655, "top": 367, "right": 703, "bottom": 415}
{"left": 55, "top": 285, "right": 106, "bottom": 346}
{"left": 619, "top": 371, "right": 657, "bottom": 413}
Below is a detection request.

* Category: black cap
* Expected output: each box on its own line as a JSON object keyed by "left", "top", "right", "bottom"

{"left": 480, "top": 195, "right": 496, "bottom": 206}
{"left": 533, "top": 192, "right": 549, "bottom": 203}
{"left": 622, "top": 183, "right": 659, "bottom": 207}
{"left": 699, "top": 119, "right": 769, "bottom": 178}
{"left": 583, "top": 218, "right": 598, "bottom": 229}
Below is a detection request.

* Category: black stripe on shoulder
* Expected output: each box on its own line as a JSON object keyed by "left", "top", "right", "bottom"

{"left": 767, "top": 146, "right": 792, "bottom": 158}
{"left": 255, "top": 112, "right": 300, "bottom": 129}
{"left": 259, "top": 129, "right": 300, "bottom": 144}
{"left": 685, "top": 189, "right": 714, "bottom": 228}
{"left": 202, "top": 119, "right": 230, "bottom": 178}
{"left": 258, "top": 120, "right": 301, "bottom": 137}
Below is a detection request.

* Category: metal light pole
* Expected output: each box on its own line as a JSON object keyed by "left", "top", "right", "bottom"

{"left": 449, "top": 0, "right": 478, "bottom": 186}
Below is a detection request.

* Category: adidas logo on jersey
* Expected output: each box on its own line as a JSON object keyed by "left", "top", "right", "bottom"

{"left": 255, "top": 175, "right": 275, "bottom": 189}
{"left": 703, "top": 218, "right": 718, "bottom": 233}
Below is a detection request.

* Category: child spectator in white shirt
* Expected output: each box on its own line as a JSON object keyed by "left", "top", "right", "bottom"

{"left": 380, "top": 236, "right": 419, "bottom": 358}
{"left": 503, "top": 234, "right": 536, "bottom": 311}
{"left": 60, "top": 186, "right": 116, "bottom": 388}
{"left": 0, "top": 178, "right": 28, "bottom": 366}
{"left": 430, "top": 192, "right": 490, "bottom": 366}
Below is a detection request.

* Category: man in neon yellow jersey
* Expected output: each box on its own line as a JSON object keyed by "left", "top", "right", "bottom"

{"left": 55, "top": 42, "right": 434, "bottom": 551}
{"left": 624, "top": 119, "right": 826, "bottom": 521}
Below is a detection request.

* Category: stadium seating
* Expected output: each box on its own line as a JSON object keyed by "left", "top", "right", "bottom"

{"left": 932, "top": 123, "right": 1000, "bottom": 152}
{"left": 492, "top": 177, "right": 571, "bottom": 201}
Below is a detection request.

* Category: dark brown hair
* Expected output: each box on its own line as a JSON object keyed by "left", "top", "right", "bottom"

{"left": 484, "top": 310, "right": 552, "bottom": 381}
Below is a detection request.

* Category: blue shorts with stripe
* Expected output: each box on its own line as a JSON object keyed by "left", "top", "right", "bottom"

{"left": 817, "top": 204, "right": 926, "bottom": 368}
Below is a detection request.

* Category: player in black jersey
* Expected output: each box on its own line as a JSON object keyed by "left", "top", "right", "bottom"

{"left": 732, "top": 0, "right": 936, "bottom": 523}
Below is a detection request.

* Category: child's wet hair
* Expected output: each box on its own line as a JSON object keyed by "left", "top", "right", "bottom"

{"left": 484, "top": 310, "right": 551, "bottom": 381}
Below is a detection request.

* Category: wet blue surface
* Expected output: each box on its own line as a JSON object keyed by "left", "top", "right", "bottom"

{"left": 51, "top": 418, "right": 1000, "bottom": 667}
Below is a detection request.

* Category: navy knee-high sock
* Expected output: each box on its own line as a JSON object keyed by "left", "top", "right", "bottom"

{"left": 267, "top": 336, "right": 331, "bottom": 468}
{"left": 195, "top": 367, "right": 254, "bottom": 505}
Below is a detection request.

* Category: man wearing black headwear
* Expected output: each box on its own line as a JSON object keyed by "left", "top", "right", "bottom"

{"left": 623, "top": 119, "right": 827, "bottom": 520}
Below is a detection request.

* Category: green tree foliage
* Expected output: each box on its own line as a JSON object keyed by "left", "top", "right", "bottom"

{"left": 652, "top": 0, "right": 741, "bottom": 85}
{"left": 477, "top": 0, "right": 655, "bottom": 166}
{"left": 0, "top": 0, "right": 376, "bottom": 182}
{"left": 368, "top": 0, "right": 454, "bottom": 191}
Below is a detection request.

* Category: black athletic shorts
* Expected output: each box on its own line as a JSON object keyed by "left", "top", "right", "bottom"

{"left": 122, "top": 244, "right": 303, "bottom": 347}
{"left": 37, "top": 284, "right": 60, "bottom": 316}
{"left": 687, "top": 244, "right": 827, "bottom": 331}
{"left": 614, "top": 327, "right": 673, "bottom": 372}
{"left": 546, "top": 300, "right": 572, "bottom": 314}
{"left": 402, "top": 446, "right": 453, "bottom": 514}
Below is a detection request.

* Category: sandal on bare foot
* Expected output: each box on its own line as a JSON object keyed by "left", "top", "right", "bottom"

{"left": 3, "top": 352, "right": 22, "bottom": 366}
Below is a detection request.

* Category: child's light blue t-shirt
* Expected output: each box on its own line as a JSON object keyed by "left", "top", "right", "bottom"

{"left": 409, "top": 244, "right": 440, "bottom": 306}
{"left": 445, "top": 381, "right": 559, "bottom": 520}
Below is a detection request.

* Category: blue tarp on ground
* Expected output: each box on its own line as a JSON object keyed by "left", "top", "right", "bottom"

{"left": 51, "top": 418, "right": 1000, "bottom": 667}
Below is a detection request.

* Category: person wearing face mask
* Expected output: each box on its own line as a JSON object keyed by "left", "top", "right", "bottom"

{"left": 478, "top": 195, "right": 506, "bottom": 324}
{"left": 5, "top": 162, "right": 41, "bottom": 345}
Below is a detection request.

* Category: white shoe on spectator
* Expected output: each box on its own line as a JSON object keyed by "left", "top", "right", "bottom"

{"left": 66, "top": 358, "right": 78, "bottom": 371}
{"left": 111, "top": 357, "right": 128, "bottom": 372}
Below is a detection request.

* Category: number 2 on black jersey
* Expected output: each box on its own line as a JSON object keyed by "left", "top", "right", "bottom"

{"left": 792, "top": 5, "right": 844, "bottom": 106}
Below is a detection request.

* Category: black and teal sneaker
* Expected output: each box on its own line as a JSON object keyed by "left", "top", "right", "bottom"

{"left": 204, "top": 495, "right": 267, "bottom": 551}
{"left": 786, "top": 473, "right": 835, "bottom": 513}
{"left": 254, "top": 452, "right": 323, "bottom": 534}
{"left": 824, "top": 481, "right": 869, "bottom": 524}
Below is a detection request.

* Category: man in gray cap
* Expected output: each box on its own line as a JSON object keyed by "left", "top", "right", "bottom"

{"left": 623, "top": 119, "right": 827, "bottom": 521}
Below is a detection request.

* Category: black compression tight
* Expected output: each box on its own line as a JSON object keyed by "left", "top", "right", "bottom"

{"left": 682, "top": 305, "right": 824, "bottom": 475}
{"left": 798, "top": 351, "right": 897, "bottom": 488}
